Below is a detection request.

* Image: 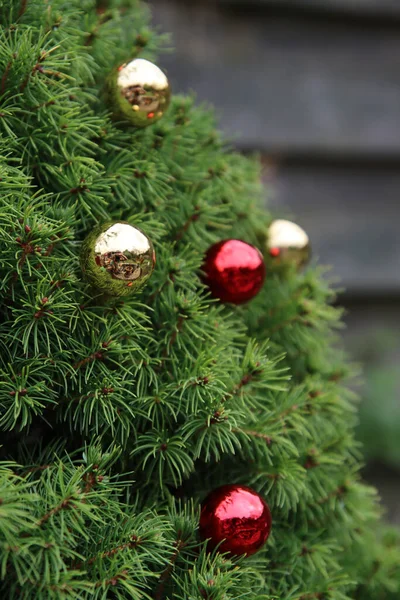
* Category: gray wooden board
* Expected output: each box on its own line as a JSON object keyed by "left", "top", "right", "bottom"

{"left": 218, "top": 0, "right": 400, "bottom": 18}
{"left": 264, "top": 160, "right": 400, "bottom": 294}
{"left": 150, "top": 0, "right": 400, "bottom": 157}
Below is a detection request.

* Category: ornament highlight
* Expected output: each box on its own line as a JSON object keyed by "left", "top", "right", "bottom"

{"left": 265, "top": 219, "right": 310, "bottom": 270}
{"left": 107, "top": 58, "right": 171, "bottom": 127}
{"left": 202, "top": 239, "right": 266, "bottom": 304}
{"left": 81, "top": 221, "right": 155, "bottom": 296}
{"left": 199, "top": 484, "right": 272, "bottom": 556}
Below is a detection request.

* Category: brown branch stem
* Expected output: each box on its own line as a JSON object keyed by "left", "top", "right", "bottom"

{"left": 315, "top": 484, "right": 347, "bottom": 506}
{"left": 223, "top": 369, "right": 260, "bottom": 403}
{"left": 1, "top": 61, "right": 12, "bottom": 96}
{"left": 84, "top": 11, "right": 113, "bottom": 46}
{"left": 95, "top": 570, "right": 129, "bottom": 588}
{"left": 70, "top": 536, "right": 139, "bottom": 571}
{"left": 164, "top": 316, "right": 184, "bottom": 356}
{"left": 148, "top": 273, "right": 174, "bottom": 304}
{"left": 37, "top": 496, "right": 73, "bottom": 526}
{"left": 73, "top": 351, "right": 104, "bottom": 371}
{"left": 174, "top": 207, "right": 200, "bottom": 242}
{"left": 18, "top": 0, "right": 27, "bottom": 19}
{"left": 22, "top": 464, "right": 52, "bottom": 476}
{"left": 234, "top": 428, "right": 272, "bottom": 446}
{"left": 154, "top": 539, "right": 185, "bottom": 600}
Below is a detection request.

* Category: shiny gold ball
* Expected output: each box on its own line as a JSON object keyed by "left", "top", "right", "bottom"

{"left": 265, "top": 219, "right": 311, "bottom": 270}
{"left": 106, "top": 58, "right": 171, "bottom": 127}
{"left": 80, "top": 222, "right": 156, "bottom": 296}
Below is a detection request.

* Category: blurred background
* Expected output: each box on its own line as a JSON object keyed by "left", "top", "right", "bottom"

{"left": 147, "top": 0, "right": 400, "bottom": 523}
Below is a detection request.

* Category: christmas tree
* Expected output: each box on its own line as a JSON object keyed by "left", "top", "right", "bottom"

{"left": 0, "top": 1, "right": 399, "bottom": 598}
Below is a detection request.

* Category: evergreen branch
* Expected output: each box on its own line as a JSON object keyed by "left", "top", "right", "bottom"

{"left": 22, "top": 464, "right": 52, "bottom": 476}
{"left": 82, "top": 468, "right": 104, "bottom": 493}
{"left": 17, "top": 0, "right": 28, "bottom": 20}
{"left": 84, "top": 11, "right": 113, "bottom": 47}
{"left": 37, "top": 495, "right": 74, "bottom": 526}
{"left": 1, "top": 60, "right": 12, "bottom": 96}
{"left": 268, "top": 314, "right": 306, "bottom": 335}
{"left": 315, "top": 484, "right": 348, "bottom": 506}
{"left": 174, "top": 206, "right": 201, "bottom": 242}
{"left": 234, "top": 428, "right": 272, "bottom": 446}
{"left": 154, "top": 538, "right": 185, "bottom": 600}
{"left": 148, "top": 274, "right": 174, "bottom": 304}
{"left": 222, "top": 368, "right": 262, "bottom": 403}
{"left": 163, "top": 315, "right": 185, "bottom": 358}
{"left": 156, "top": 314, "right": 187, "bottom": 373}
{"left": 255, "top": 286, "right": 308, "bottom": 328}
{"left": 72, "top": 349, "right": 105, "bottom": 371}
{"left": 361, "top": 558, "right": 381, "bottom": 586}
{"left": 94, "top": 569, "right": 129, "bottom": 588}
{"left": 70, "top": 535, "right": 140, "bottom": 570}
{"left": 31, "top": 99, "right": 56, "bottom": 112}
{"left": 270, "top": 403, "right": 300, "bottom": 425}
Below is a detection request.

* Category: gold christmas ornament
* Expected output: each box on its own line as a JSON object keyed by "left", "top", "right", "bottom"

{"left": 81, "top": 222, "right": 156, "bottom": 296}
{"left": 106, "top": 58, "right": 171, "bottom": 127}
{"left": 265, "top": 219, "right": 311, "bottom": 270}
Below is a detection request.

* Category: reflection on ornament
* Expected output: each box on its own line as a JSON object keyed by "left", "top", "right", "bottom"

{"left": 266, "top": 219, "right": 310, "bottom": 270}
{"left": 199, "top": 484, "right": 272, "bottom": 557}
{"left": 107, "top": 58, "right": 171, "bottom": 127}
{"left": 81, "top": 222, "right": 155, "bottom": 296}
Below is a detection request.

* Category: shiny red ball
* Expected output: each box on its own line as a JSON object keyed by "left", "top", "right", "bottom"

{"left": 199, "top": 484, "right": 272, "bottom": 556}
{"left": 202, "top": 239, "right": 266, "bottom": 304}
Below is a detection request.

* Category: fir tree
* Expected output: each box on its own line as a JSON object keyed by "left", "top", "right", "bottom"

{"left": 0, "top": 1, "right": 399, "bottom": 598}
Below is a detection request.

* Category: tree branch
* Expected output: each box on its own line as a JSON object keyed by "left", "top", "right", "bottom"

{"left": 154, "top": 538, "right": 185, "bottom": 600}
{"left": 234, "top": 428, "right": 272, "bottom": 446}
{"left": 17, "top": 0, "right": 28, "bottom": 19}
{"left": 223, "top": 368, "right": 261, "bottom": 403}
{"left": 1, "top": 61, "right": 12, "bottom": 96}
{"left": 70, "top": 536, "right": 140, "bottom": 570}
{"left": 37, "top": 496, "right": 73, "bottom": 526}
{"left": 174, "top": 206, "right": 200, "bottom": 242}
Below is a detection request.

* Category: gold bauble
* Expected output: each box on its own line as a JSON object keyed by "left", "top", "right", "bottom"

{"left": 81, "top": 222, "right": 155, "bottom": 296}
{"left": 265, "top": 219, "right": 311, "bottom": 270}
{"left": 106, "top": 58, "right": 171, "bottom": 127}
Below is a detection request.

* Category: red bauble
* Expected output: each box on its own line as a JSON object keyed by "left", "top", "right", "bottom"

{"left": 199, "top": 484, "right": 272, "bottom": 556}
{"left": 202, "top": 240, "right": 266, "bottom": 304}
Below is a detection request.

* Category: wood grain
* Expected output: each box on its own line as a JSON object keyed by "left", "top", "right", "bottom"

{"left": 264, "top": 160, "right": 400, "bottom": 293}
{"left": 151, "top": 0, "right": 400, "bottom": 157}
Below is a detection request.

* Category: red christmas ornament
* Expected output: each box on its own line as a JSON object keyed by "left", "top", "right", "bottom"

{"left": 202, "top": 240, "right": 266, "bottom": 304}
{"left": 199, "top": 484, "right": 272, "bottom": 556}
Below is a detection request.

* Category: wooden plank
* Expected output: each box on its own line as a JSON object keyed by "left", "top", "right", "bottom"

{"left": 263, "top": 159, "right": 400, "bottom": 294}
{"left": 218, "top": 0, "right": 400, "bottom": 19}
{"left": 151, "top": 0, "right": 400, "bottom": 157}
